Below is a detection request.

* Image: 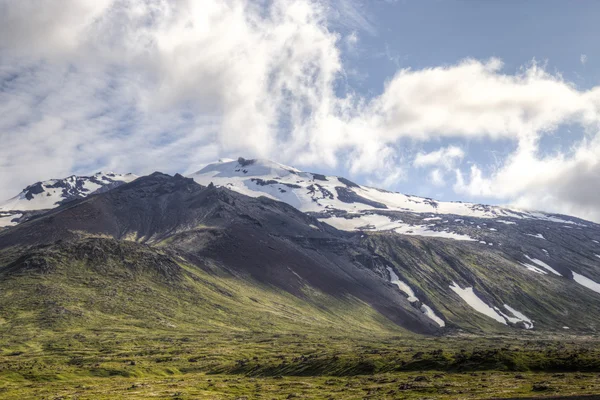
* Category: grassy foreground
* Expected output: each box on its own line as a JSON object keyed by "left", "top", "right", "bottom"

{"left": 1, "top": 330, "right": 600, "bottom": 399}
{"left": 1, "top": 238, "right": 600, "bottom": 398}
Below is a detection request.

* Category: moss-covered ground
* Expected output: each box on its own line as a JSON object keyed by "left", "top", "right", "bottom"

{"left": 1, "top": 330, "right": 600, "bottom": 399}
{"left": 1, "top": 239, "right": 600, "bottom": 399}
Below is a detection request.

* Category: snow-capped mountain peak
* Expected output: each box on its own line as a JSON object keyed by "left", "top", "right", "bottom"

{"left": 197, "top": 157, "right": 303, "bottom": 179}
{"left": 0, "top": 172, "right": 137, "bottom": 216}
{"left": 189, "top": 157, "right": 590, "bottom": 240}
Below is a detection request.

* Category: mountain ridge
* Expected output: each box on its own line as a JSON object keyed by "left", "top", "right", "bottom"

{"left": 0, "top": 171, "right": 137, "bottom": 228}
{"left": 189, "top": 157, "right": 592, "bottom": 227}
{"left": 1, "top": 158, "right": 592, "bottom": 230}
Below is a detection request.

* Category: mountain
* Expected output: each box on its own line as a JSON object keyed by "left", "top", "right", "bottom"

{"left": 188, "top": 157, "right": 600, "bottom": 331}
{"left": 1, "top": 160, "right": 600, "bottom": 336}
{"left": 0, "top": 171, "right": 137, "bottom": 227}
{"left": 0, "top": 173, "right": 441, "bottom": 335}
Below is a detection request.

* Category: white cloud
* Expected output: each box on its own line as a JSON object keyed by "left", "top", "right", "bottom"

{"left": 363, "top": 59, "right": 600, "bottom": 142}
{"left": 454, "top": 135, "right": 600, "bottom": 222}
{"left": 345, "top": 31, "right": 359, "bottom": 50}
{"left": 0, "top": 0, "right": 113, "bottom": 56}
{"left": 329, "top": 0, "right": 377, "bottom": 35}
{"left": 414, "top": 146, "right": 465, "bottom": 169}
{"left": 412, "top": 146, "right": 464, "bottom": 188}
{"left": 0, "top": 0, "right": 345, "bottom": 197}
{"left": 288, "top": 58, "right": 600, "bottom": 188}
{"left": 581, "top": 54, "right": 588, "bottom": 65}
{"left": 2, "top": 0, "right": 600, "bottom": 222}
{"left": 429, "top": 169, "right": 445, "bottom": 187}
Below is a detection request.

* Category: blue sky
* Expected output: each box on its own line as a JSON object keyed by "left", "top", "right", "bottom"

{"left": 1, "top": 0, "right": 600, "bottom": 221}
{"left": 350, "top": 1, "right": 598, "bottom": 84}
{"left": 326, "top": 0, "right": 600, "bottom": 214}
{"left": 327, "top": 0, "right": 600, "bottom": 202}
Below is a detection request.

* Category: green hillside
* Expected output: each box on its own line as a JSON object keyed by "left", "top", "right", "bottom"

{"left": 1, "top": 238, "right": 600, "bottom": 399}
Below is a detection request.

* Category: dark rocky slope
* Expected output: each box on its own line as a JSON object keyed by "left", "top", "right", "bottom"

{"left": 0, "top": 173, "right": 440, "bottom": 334}
{"left": 1, "top": 172, "right": 600, "bottom": 336}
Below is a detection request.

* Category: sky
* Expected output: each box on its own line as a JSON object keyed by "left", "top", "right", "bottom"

{"left": 1, "top": 0, "right": 600, "bottom": 221}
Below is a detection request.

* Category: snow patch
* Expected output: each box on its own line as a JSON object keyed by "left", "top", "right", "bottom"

{"left": 449, "top": 282, "right": 506, "bottom": 324}
{"left": 520, "top": 263, "right": 548, "bottom": 275}
{"left": 525, "top": 233, "right": 546, "bottom": 240}
{"left": 498, "top": 220, "right": 517, "bottom": 225}
{"left": 524, "top": 255, "right": 562, "bottom": 276}
{"left": 572, "top": 271, "right": 600, "bottom": 294}
{"left": 325, "top": 214, "right": 404, "bottom": 231}
{"left": 387, "top": 267, "right": 445, "bottom": 327}
{"left": 420, "top": 304, "right": 445, "bottom": 328}
{"left": 324, "top": 214, "right": 475, "bottom": 241}
{"left": 387, "top": 267, "right": 418, "bottom": 303}
{"left": 0, "top": 213, "right": 22, "bottom": 228}
{"left": 502, "top": 305, "right": 534, "bottom": 329}
{"left": 395, "top": 224, "right": 475, "bottom": 241}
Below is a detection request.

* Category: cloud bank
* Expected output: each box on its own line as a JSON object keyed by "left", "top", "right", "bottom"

{"left": 1, "top": 0, "right": 600, "bottom": 221}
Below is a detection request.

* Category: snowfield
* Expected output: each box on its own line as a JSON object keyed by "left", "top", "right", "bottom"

{"left": 189, "top": 158, "right": 588, "bottom": 243}
{"left": 190, "top": 158, "right": 588, "bottom": 225}
{"left": 0, "top": 172, "right": 137, "bottom": 213}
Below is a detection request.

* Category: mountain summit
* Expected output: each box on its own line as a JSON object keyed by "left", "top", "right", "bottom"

{"left": 189, "top": 157, "right": 588, "bottom": 232}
